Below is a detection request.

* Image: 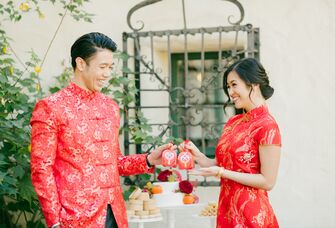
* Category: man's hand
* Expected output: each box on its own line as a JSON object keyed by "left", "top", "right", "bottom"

{"left": 147, "top": 143, "right": 175, "bottom": 166}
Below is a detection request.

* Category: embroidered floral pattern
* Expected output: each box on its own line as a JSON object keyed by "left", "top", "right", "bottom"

{"left": 215, "top": 105, "right": 281, "bottom": 228}
{"left": 31, "top": 83, "right": 153, "bottom": 228}
{"left": 238, "top": 151, "right": 255, "bottom": 164}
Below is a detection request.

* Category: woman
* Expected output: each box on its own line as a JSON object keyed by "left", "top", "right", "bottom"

{"left": 187, "top": 58, "right": 281, "bottom": 227}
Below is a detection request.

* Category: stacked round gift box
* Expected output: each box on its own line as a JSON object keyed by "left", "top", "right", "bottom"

{"left": 127, "top": 187, "right": 161, "bottom": 219}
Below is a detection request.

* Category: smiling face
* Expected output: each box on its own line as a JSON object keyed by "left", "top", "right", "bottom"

{"left": 75, "top": 48, "right": 114, "bottom": 92}
{"left": 227, "top": 70, "right": 254, "bottom": 111}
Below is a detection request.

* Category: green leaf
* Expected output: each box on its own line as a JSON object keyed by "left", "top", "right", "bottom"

{"left": 49, "top": 87, "right": 61, "bottom": 94}
{"left": 7, "top": 199, "right": 32, "bottom": 213}
{"left": 115, "top": 52, "right": 130, "bottom": 61}
{"left": 109, "top": 77, "right": 120, "bottom": 86}
{"left": 139, "top": 173, "right": 151, "bottom": 181}
{"left": 0, "top": 171, "right": 6, "bottom": 184}
{"left": 122, "top": 67, "right": 132, "bottom": 74}
{"left": 3, "top": 175, "right": 17, "bottom": 186}
{"left": 0, "top": 72, "right": 8, "bottom": 83}
{"left": 119, "top": 76, "right": 130, "bottom": 85}
{"left": 27, "top": 220, "right": 45, "bottom": 228}
{"left": 12, "top": 165, "right": 25, "bottom": 179}
{"left": 0, "top": 160, "right": 8, "bottom": 167}
{"left": 122, "top": 186, "right": 136, "bottom": 201}
{"left": 112, "top": 90, "right": 124, "bottom": 99}
{"left": 18, "top": 176, "right": 36, "bottom": 203}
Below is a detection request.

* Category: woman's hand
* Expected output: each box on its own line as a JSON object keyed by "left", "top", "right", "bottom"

{"left": 179, "top": 140, "right": 216, "bottom": 167}
{"left": 188, "top": 166, "right": 224, "bottom": 178}
{"left": 147, "top": 143, "right": 176, "bottom": 166}
{"left": 179, "top": 141, "right": 204, "bottom": 162}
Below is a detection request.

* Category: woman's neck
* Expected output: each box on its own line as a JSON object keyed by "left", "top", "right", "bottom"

{"left": 245, "top": 97, "right": 266, "bottom": 112}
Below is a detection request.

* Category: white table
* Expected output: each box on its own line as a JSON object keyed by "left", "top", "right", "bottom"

{"left": 128, "top": 216, "right": 163, "bottom": 228}
{"left": 192, "top": 215, "right": 216, "bottom": 228}
{"left": 159, "top": 204, "right": 203, "bottom": 228}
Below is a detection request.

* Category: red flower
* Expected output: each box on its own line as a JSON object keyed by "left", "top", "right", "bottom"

{"left": 157, "top": 169, "right": 182, "bottom": 182}
{"left": 157, "top": 170, "right": 172, "bottom": 182}
{"left": 179, "top": 180, "right": 193, "bottom": 194}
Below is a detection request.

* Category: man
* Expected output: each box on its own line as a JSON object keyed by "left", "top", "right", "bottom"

{"left": 30, "top": 32, "right": 170, "bottom": 228}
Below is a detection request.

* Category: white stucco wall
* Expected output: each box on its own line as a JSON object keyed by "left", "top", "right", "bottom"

{"left": 4, "top": 0, "right": 335, "bottom": 227}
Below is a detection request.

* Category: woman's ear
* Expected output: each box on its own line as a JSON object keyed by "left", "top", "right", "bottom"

{"left": 252, "top": 83, "right": 260, "bottom": 91}
{"left": 75, "top": 57, "right": 86, "bottom": 71}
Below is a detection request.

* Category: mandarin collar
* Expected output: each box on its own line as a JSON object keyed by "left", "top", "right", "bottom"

{"left": 242, "top": 104, "right": 268, "bottom": 122}
{"left": 68, "top": 82, "right": 97, "bottom": 100}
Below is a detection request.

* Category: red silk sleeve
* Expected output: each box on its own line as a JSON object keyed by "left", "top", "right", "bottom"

{"left": 30, "top": 100, "right": 61, "bottom": 227}
{"left": 118, "top": 153, "right": 154, "bottom": 176}
{"left": 256, "top": 122, "right": 281, "bottom": 146}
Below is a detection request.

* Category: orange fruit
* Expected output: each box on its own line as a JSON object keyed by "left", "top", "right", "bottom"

{"left": 183, "top": 194, "right": 195, "bottom": 204}
{"left": 151, "top": 185, "right": 163, "bottom": 194}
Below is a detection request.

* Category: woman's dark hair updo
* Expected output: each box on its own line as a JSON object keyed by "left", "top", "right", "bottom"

{"left": 70, "top": 32, "right": 117, "bottom": 70}
{"left": 223, "top": 58, "right": 274, "bottom": 101}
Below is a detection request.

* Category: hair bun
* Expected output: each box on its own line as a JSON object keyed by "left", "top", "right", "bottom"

{"left": 260, "top": 85, "right": 274, "bottom": 100}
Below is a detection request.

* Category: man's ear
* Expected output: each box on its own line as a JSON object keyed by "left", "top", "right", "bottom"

{"left": 75, "top": 57, "right": 86, "bottom": 71}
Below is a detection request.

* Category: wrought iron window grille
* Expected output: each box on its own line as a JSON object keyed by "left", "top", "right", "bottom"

{"left": 122, "top": 0, "right": 259, "bottom": 186}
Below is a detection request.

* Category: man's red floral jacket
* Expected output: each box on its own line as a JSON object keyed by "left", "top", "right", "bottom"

{"left": 31, "top": 83, "right": 153, "bottom": 227}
